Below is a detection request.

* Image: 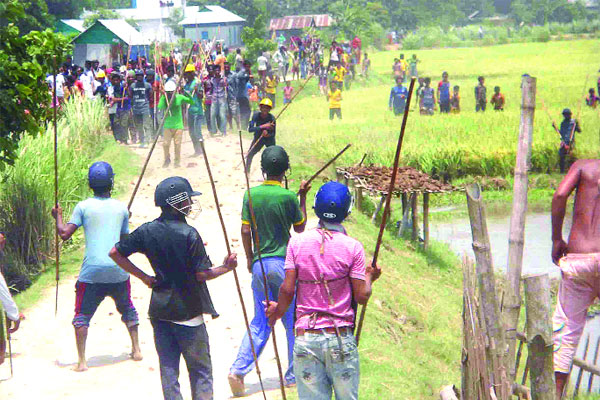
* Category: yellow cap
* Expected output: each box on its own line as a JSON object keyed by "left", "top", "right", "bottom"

{"left": 259, "top": 97, "right": 273, "bottom": 108}
{"left": 185, "top": 64, "right": 196, "bottom": 72}
{"left": 96, "top": 71, "right": 106, "bottom": 78}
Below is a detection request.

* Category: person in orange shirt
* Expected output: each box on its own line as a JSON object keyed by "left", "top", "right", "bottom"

{"left": 490, "top": 86, "right": 505, "bottom": 111}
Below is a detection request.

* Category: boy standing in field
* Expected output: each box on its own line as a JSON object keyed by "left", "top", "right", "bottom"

{"left": 229, "top": 146, "right": 310, "bottom": 396}
{"left": 421, "top": 77, "right": 436, "bottom": 115}
{"left": 553, "top": 108, "right": 581, "bottom": 173}
{"left": 362, "top": 53, "right": 371, "bottom": 78}
{"left": 475, "top": 76, "right": 487, "bottom": 112}
{"left": 332, "top": 64, "right": 347, "bottom": 91}
{"left": 265, "top": 181, "right": 381, "bottom": 400}
{"left": 52, "top": 162, "right": 142, "bottom": 372}
{"left": 437, "top": 72, "right": 451, "bottom": 113}
{"left": 283, "top": 81, "right": 294, "bottom": 104}
{"left": 490, "top": 86, "right": 505, "bottom": 111}
{"left": 159, "top": 79, "right": 193, "bottom": 168}
{"left": 389, "top": 76, "right": 408, "bottom": 115}
{"left": 586, "top": 88, "right": 599, "bottom": 108}
{"left": 450, "top": 85, "right": 460, "bottom": 114}
{"left": 328, "top": 81, "right": 343, "bottom": 120}
{"left": 409, "top": 54, "right": 420, "bottom": 79}
{"left": 110, "top": 176, "right": 238, "bottom": 400}
{"left": 399, "top": 54, "right": 408, "bottom": 82}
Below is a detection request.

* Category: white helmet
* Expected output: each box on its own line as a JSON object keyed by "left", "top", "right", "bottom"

{"left": 164, "top": 79, "right": 177, "bottom": 92}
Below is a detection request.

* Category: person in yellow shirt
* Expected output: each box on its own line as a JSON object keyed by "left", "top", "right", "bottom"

{"left": 265, "top": 72, "right": 279, "bottom": 108}
{"left": 332, "top": 65, "right": 347, "bottom": 91}
{"left": 327, "top": 81, "right": 342, "bottom": 120}
{"left": 399, "top": 53, "right": 408, "bottom": 82}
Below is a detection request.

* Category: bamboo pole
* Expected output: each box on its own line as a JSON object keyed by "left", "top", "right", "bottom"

{"left": 523, "top": 273, "right": 555, "bottom": 400}
{"left": 574, "top": 356, "right": 600, "bottom": 377}
{"left": 238, "top": 130, "right": 287, "bottom": 400}
{"left": 411, "top": 192, "right": 418, "bottom": 241}
{"left": 297, "top": 144, "right": 352, "bottom": 194}
{"left": 371, "top": 195, "right": 385, "bottom": 224}
{"left": 504, "top": 75, "right": 537, "bottom": 380}
{"left": 574, "top": 335, "right": 590, "bottom": 397}
{"left": 198, "top": 140, "right": 267, "bottom": 400}
{"left": 465, "top": 182, "right": 511, "bottom": 400}
{"left": 423, "top": 192, "right": 429, "bottom": 249}
{"left": 52, "top": 58, "right": 60, "bottom": 316}
{"left": 461, "top": 256, "right": 475, "bottom": 400}
{"left": 587, "top": 336, "right": 600, "bottom": 392}
{"left": 355, "top": 77, "right": 416, "bottom": 345}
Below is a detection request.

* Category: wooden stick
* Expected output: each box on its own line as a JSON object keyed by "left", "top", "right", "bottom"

{"left": 355, "top": 77, "right": 416, "bottom": 345}
{"left": 121, "top": 44, "right": 133, "bottom": 107}
{"left": 574, "top": 335, "right": 590, "bottom": 397}
{"left": 587, "top": 336, "right": 600, "bottom": 392}
{"left": 198, "top": 139, "right": 266, "bottom": 400}
{"left": 52, "top": 57, "right": 60, "bottom": 316}
{"left": 568, "top": 73, "right": 589, "bottom": 145}
{"left": 504, "top": 75, "right": 536, "bottom": 380}
{"left": 127, "top": 44, "right": 196, "bottom": 211}
{"left": 7, "top": 325, "right": 12, "bottom": 378}
{"left": 423, "top": 192, "right": 429, "bottom": 249}
{"left": 296, "top": 144, "right": 351, "bottom": 194}
{"left": 238, "top": 130, "right": 287, "bottom": 400}
{"left": 540, "top": 98, "right": 560, "bottom": 135}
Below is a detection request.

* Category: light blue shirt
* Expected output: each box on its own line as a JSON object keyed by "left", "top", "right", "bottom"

{"left": 69, "top": 197, "right": 130, "bottom": 283}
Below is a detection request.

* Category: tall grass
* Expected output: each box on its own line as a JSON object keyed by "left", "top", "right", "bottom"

{"left": 278, "top": 39, "right": 600, "bottom": 180}
{"left": 0, "top": 98, "right": 113, "bottom": 290}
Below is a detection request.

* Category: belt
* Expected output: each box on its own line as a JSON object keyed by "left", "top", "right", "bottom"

{"left": 295, "top": 326, "right": 353, "bottom": 337}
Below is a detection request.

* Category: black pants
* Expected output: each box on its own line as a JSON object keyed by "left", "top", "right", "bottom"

{"left": 559, "top": 145, "right": 569, "bottom": 173}
{"left": 329, "top": 108, "right": 342, "bottom": 120}
{"left": 440, "top": 101, "right": 450, "bottom": 113}
{"left": 476, "top": 100, "right": 486, "bottom": 112}
{"left": 245, "top": 133, "right": 276, "bottom": 173}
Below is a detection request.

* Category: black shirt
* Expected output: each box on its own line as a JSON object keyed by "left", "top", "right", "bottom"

{"left": 115, "top": 212, "right": 218, "bottom": 321}
{"left": 249, "top": 112, "right": 276, "bottom": 138}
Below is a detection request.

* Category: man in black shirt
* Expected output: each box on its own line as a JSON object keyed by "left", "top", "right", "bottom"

{"left": 129, "top": 69, "right": 152, "bottom": 147}
{"left": 110, "top": 176, "right": 237, "bottom": 400}
{"left": 245, "top": 98, "right": 276, "bottom": 173}
{"left": 553, "top": 108, "right": 581, "bottom": 173}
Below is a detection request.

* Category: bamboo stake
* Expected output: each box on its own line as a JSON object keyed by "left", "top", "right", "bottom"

{"left": 198, "top": 139, "right": 266, "bottom": 400}
{"left": 523, "top": 274, "right": 555, "bottom": 400}
{"left": 127, "top": 44, "right": 196, "bottom": 211}
{"left": 52, "top": 57, "right": 60, "bottom": 316}
{"left": 296, "top": 144, "right": 351, "bottom": 194}
{"left": 586, "top": 336, "right": 600, "bottom": 392}
{"left": 355, "top": 77, "right": 416, "bottom": 345}
{"left": 7, "top": 325, "right": 12, "bottom": 378}
{"left": 504, "top": 75, "right": 536, "bottom": 380}
{"left": 574, "top": 335, "right": 591, "bottom": 397}
{"left": 423, "top": 193, "right": 430, "bottom": 249}
{"left": 238, "top": 130, "right": 287, "bottom": 400}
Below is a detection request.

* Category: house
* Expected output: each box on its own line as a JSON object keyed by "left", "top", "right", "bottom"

{"left": 115, "top": 0, "right": 200, "bottom": 42}
{"left": 179, "top": 6, "right": 246, "bottom": 47}
{"left": 269, "top": 14, "right": 332, "bottom": 38}
{"left": 55, "top": 19, "right": 85, "bottom": 36}
{"left": 71, "top": 20, "right": 150, "bottom": 67}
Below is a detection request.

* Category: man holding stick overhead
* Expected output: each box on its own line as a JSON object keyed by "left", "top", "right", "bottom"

{"left": 229, "top": 146, "right": 310, "bottom": 396}
{"left": 266, "top": 181, "right": 381, "bottom": 400}
{"left": 110, "top": 176, "right": 238, "bottom": 400}
{"left": 551, "top": 159, "right": 600, "bottom": 398}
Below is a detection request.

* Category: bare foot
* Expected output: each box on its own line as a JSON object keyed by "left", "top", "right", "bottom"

{"left": 228, "top": 373, "right": 245, "bottom": 397}
{"left": 73, "top": 362, "right": 88, "bottom": 372}
{"left": 131, "top": 351, "right": 143, "bottom": 361}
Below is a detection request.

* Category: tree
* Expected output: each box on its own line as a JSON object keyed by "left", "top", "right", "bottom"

{"left": 83, "top": 8, "right": 120, "bottom": 28}
{"left": 241, "top": 14, "right": 276, "bottom": 65}
{"left": 166, "top": 7, "right": 184, "bottom": 38}
{"left": 0, "top": 0, "right": 72, "bottom": 169}
{"left": 0, "top": 0, "right": 54, "bottom": 34}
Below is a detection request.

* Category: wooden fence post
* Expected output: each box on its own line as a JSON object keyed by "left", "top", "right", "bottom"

{"left": 466, "top": 183, "right": 511, "bottom": 400}
{"left": 523, "top": 273, "right": 556, "bottom": 400}
{"left": 411, "top": 192, "right": 418, "bottom": 241}
{"left": 423, "top": 192, "right": 430, "bottom": 250}
{"left": 504, "top": 75, "right": 537, "bottom": 379}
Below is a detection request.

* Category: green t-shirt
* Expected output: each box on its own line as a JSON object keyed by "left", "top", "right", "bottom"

{"left": 158, "top": 93, "right": 192, "bottom": 130}
{"left": 242, "top": 181, "right": 304, "bottom": 262}
{"left": 183, "top": 79, "right": 204, "bottom": 115}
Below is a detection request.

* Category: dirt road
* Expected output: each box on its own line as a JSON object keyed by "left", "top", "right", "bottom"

{"left": 0, "top": 133, "right": 303, "bottom": 399}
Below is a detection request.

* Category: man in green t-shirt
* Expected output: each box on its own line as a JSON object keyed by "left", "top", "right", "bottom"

{"left": 158, "top": 79, "right": 192, "bottom": 168}
{"left": 183, "top": 64, "right": 204, "bottom": 157}
{"left": 228, "top": 146, "right": 310, "bottom": 396}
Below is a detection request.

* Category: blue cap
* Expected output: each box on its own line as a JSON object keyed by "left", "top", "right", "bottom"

{"left": 88, "top": 161, "right": 114, "bottom": 189}
{"left": 314, "top": 181, "right": 353, "bottom": 223}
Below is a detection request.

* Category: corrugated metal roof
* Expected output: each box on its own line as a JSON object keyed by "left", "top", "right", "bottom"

{"left": 180, "top": 5, "right": 245, "bottom": 25}
{"left": 61, "top": 19, "right": 85, "bottom": 32}
{"left": 269, "top": 14, "right": 331, "bottom": 31}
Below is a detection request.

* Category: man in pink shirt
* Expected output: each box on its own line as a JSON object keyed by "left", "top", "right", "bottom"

{"left": 266, "top": 181, "right": 381, "bottom": 400}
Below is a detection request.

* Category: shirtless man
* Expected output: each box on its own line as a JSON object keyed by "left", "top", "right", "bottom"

{"left": 551, "top": 159, "right": 600, "bottom": 398}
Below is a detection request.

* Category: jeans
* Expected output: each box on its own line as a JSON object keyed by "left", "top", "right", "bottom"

{"left": 114, "top": 111, "right": 130, "bottom": 143}
{"left": 188, "top": 113, "right": 204, "bottom": 154}
{"left": 245, "top": 133, "right": 276, "bottom": 173}
{"left": 230, "top": 257, "right": 295, "bottom": 384}
{"left": 151, "top": 320, "right": 213, "bottom": 400}
{"left": 294, "top": 332, "right": 359, "bottom": 400}
{"left": 210, "top": 98, "right": 227, "bottom": 135}
{"left": 329, "top": 108, "right": 342, "bottom": 120}
{"left": 300, "top": 59, "right": 307, "bottom": 79}
{"left": 109, "top": 113, "right": 117, "bottom": 140}
{"left": 132, "top": 113, "right": 152, "bottom": 145}
{"left": 227, "top": 97, "right": 240, "bottom": 129}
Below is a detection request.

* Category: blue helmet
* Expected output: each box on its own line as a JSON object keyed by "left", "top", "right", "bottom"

{"left": 88, "top": 161, "right": 114, "bottom": 190}
{"left": 314, "top": 181, "right": 353, "bottom": 223}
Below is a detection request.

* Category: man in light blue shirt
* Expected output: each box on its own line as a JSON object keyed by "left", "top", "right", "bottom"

{"left": 52, "top": 161, "right": 141, "bottom": 372}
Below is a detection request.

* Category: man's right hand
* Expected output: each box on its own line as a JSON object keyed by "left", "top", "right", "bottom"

{"left": 141, "top": 274, "right": 157, "bottom": 289}
{"left": 552, "top": 239, "right": 568, "bottom": 265}
{"left": 51, "top": 205, "right": 62, "bottom": 220}
{"left": 8, "top": 313, "right": 24, "bottom": 334}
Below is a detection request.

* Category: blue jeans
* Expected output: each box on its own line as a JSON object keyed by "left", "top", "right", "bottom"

{"left": 210, "top": 98, "right": 227, "bottom": 135}
{"left": 294, "top": 332, "right": 360, "bottom": 400}
{"left": 151, "top": 320, "right": 213, "bottom": 400}
{"left": 300, "top": 59, "right": 307, "bottom": 79}
{"left": 230, "top": 257, "right": 295, "bottom": 384}
{"left": 188, "top": 113, "right": 204, "bottom": 153}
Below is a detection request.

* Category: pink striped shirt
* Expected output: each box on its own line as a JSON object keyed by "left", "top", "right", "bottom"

{"left": 285, "top": 228, "right": 366, "bottom": 330}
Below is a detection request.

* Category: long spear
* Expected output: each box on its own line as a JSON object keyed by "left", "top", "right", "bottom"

{"left": 297, "top": 143, "right": 352, "bottom": 195}
{"left": 52, "top": 57, "right": 60, "bottom": 316}
{"left": 568, "top": 73, "right": 589, "bottom": 146}
{"left": 127, "top": 44, "right": 196, "bottom": 211}
{"left": 238, "top": 130, "right": 287, "bottom": 400}
{"left": 355, "top": 77, "right": 416, "bottom": 345}
{"left": 198, "top": 139, "right": 267, "bottom": 400}
{"left": 239, "top": 74, "right": 314, "bottom": 168}
{"left": 540, "top": 98, "right": 560, "bottom": 135}
{"left": 7, "top": 325, "right": 12, "bottom": 378}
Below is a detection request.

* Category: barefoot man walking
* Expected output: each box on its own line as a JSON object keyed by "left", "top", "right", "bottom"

{"left": 52, "top": 161, "right": 142, "bottom": 372}
{"left": 552, "top": 159, "right": 600, "bottom": 398}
